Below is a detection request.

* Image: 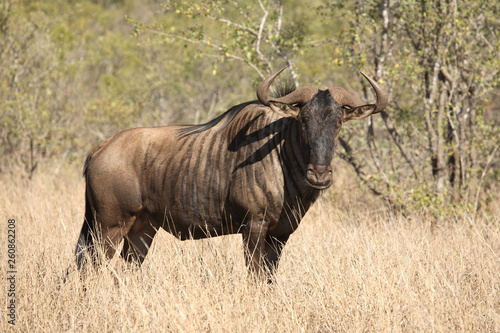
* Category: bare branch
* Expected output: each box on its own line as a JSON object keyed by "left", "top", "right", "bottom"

{"left": 423, "top": 61, "right": 441, "bottom": 159}
{"left": 276, "top": 2, "right": 283, "bottom": 36}
{"left": 0, "top": 0, "right": 11, "bottom": 34}
{"left": 367, "top": 119, "right": 390, "bottom": 185}
{"left": 473, "top": 145, "right": 499, "bottom": 213}
{"left": 230, "top": 1, "right": 253, "bottom": 23}
{"left": 445, "top": 106, "right": 465, "bottom": 185}
{"left": 307, "top": 38, "right": 339, "bottom": 47}
{"left": 337, "top": 136, "right": 382, "bottom": 197}
{"left": 147, "top": 29, "right": 265, "bottom": 78}
{"left": 338, "top": 136, "right": 407, "bottom": 213}
{"left": 205, "top": 16, "right": 258, "bottom": 36}
{"left": 256, "top": 1, "right": 272, "bottom": 73}
{"left": 375, "top": 0, "right": 389, "bottom": 79}
{"left": 380, "top": 111, "right": 419, "bottom": 178}
{"left": 257, "top": 0, "right": 267, "bottom": 13}
{"left": 268, "top": 42, "right": 299, "bottom": 87}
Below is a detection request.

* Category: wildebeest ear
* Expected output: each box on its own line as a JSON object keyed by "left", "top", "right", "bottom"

{"left": 343, "top": 104, "right": 377, "bottom": 121}
{"left": 269, "top": 102, "right": 300, "bottom": 119}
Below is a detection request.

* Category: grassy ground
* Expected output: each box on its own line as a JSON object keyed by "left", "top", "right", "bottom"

{"left": 1, "top": 163, "right": 499, "bottom": 332}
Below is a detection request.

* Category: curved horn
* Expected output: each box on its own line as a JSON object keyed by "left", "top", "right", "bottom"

{"left": 257, "top": 66, "right": 318, "bottom": 107}
{"left": 257, "top": 66, "right": 287, "bottom": 106}
{"left": 360, "top": 72, "right": 388, "bottom": 113}
{"left": 268, "top": 86, "right": 319, "bottom": 106}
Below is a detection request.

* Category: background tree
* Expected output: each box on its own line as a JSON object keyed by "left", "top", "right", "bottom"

{"left": 324, "top": 0, "right": 500, "bottom": 214}
{"left": 0, "top": 0, "right": 498, "bottom": 215}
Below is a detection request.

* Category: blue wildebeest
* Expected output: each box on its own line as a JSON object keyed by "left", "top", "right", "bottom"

{"left": 75, "top": 67, "right": 388, "bottom": 279}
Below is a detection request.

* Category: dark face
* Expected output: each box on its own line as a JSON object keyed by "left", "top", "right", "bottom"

{"left": 299, "top": 90, "right": 344, "bottom": 190}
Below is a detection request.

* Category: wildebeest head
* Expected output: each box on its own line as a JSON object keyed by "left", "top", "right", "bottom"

{"left": 257, "top": 67, "right": 388, "bottom": 190}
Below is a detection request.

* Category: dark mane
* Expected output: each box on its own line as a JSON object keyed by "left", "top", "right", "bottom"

{"left": 177, "top": 80, "right": 295, "bottom": 139}
{"left": 271, "top": 80, "right": 296, "bottom": 98}
{"left": 178, "top": 101, "right": 257, "bottom": 138}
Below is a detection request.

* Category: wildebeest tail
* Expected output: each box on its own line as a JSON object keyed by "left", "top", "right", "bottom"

{"left": 75, "top": 190, "right": 97, "bottom": 270}
{"left": 75, "top": 152, "right": 99, "bottom": 270}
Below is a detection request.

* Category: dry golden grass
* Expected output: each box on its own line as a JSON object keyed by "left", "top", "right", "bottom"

{"left": 1, "top": 163, "right": 499, "bottom": 332}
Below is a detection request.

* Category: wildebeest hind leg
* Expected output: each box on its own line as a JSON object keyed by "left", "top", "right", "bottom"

{"left": 95, "top": 204, "right": 145, "bottom": 263}
{"left": 121, "top": 215, "right": 159, "bottom": 264}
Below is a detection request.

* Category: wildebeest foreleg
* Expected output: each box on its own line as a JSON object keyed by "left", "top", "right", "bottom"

{"left": 242, "top": 218, "right": 271, "bottom": 279}
{"left": 263, "top": 234, "right": 290, "bottom": 278}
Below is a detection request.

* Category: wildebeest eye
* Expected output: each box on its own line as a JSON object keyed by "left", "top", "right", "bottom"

{"left": 342, "top": 105, "right": 353, "bottom": 111}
